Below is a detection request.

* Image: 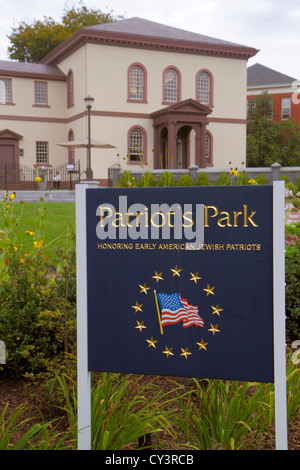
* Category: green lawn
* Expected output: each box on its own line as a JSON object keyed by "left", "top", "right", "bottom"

{"left": 2, "top": 202, "right": 75, "bottom": 261}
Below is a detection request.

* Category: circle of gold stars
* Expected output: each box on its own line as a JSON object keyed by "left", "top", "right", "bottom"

{"left": 131, "top": 265, "right": 224, "bottom": 360}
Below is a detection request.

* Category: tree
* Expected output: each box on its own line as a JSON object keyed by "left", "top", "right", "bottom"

{"left": 247, "top": 92, "right": 300, "bottom": 167}
{"left": 7, "top": 2, "right": 124, "bottom": 63}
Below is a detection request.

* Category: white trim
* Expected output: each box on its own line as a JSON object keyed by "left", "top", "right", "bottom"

{"left": 76, "top": 182, "right": 97, "bottom": 450}
{"left": 273, "top": 180, "right": 288, "bottom": 450}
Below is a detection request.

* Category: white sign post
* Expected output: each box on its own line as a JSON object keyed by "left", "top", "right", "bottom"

{"left": 76, "top": 183, "right": 96, "bottom": 450}
{"left": 273, "top": 181, "right": 288, "bottom": 450}
{"left": 76, "top": 181, "right": 288, "bottom": 451}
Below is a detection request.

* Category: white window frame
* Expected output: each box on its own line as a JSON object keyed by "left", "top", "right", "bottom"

{"left": 129, "top": 66, "right": 144, "bottom": 101}
{"left": 197, "top": 71, "right": 211, "bottom": 105}
{"left": 164, "top": 68, "right": 178, "bottom": 102}
{"left": 36, "top": 141, "right": 49, "bottom": 164}
{"left": 0, "top": 78, "right": 12, "bottom": 104}
{"left": 34, "top": 81, "right": 48, "bottom": 106}
{"left": 129, "top": 127, "right": 144, "bottom": 163}
{"left": 282, "top": 97, "right": 291, "bottom": 120}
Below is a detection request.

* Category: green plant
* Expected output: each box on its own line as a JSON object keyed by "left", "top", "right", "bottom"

{"left": 0, "top": 227, "right": 77, "bottom": 376}
{"left": 236, "top": 171, "right": 249, "bottom": 185}
{"left": 116, "top": 170, "right": 136, "bottom": 187}
{"left": 176, "top": 379, "right": 271, "bottom": 450}
{"left": 158, "top": 171, "right": 175, "bottom": 187}
{"left": 51, "top": 371, "right": 177, "bottom": 450}
{"left": 195, "top": 172, "right": 210, "bottom": 186}
{"left": 176, "top": 174, "right": 194, "bottom": 186}
{"left": 91, "top": 374, "right": 176, "bottom": 449}
{"left": 139, "top": 170, "right": 157, "bottom": 187}
{"left": 216, "top": 172, "right": 231, "bottom": 185}
{"left": 255, "top": 174, "right": 268, "bottom": 185}
{"left": 0, "top": 403, "right": 73, "bottom": 449}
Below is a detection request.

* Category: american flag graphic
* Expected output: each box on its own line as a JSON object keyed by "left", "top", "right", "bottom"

{"left": 156, "top": 293, "right": 204, "bottom": 328}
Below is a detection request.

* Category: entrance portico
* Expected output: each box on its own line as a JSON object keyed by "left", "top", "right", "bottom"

{"left": 151, "top": 99, "right": 212, "bottom": 169}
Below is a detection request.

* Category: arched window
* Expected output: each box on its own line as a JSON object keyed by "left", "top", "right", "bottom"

{"left": 67, "top": 70, "right": 74, "bottom": 108}
{"left": 128, "top": 126, "right": 147, "bottom": 163}
{"left": 197, "top": 70, "right": 213, "bottom": 106}
{"left": 128, "top": 64, "right": 147, "bottom": 102}
{"left": 163, "top": 67, "right": 180, "bottom": 102}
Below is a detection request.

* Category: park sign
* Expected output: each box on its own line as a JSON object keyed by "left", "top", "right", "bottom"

{"left": 85, "top": 185, "right": 274, "bottom": 382}
{"left": 76, "top": 182, "right": 287, "bottom": 450}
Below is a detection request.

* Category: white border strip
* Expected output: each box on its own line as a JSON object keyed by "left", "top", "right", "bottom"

{"left": 76, "top": 183, "right": 92, "bottom": 450}
{"left": 273, "top": 181, "right": 288, "bottom": 450}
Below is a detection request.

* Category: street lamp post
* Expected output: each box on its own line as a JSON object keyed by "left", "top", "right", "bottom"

{"left": 84, "top": 95, "right": 94, "bottom": 180}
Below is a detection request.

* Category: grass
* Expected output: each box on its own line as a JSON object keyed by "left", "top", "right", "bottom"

{"left": 1, "top": 202, "right": 75, "bottom": 260}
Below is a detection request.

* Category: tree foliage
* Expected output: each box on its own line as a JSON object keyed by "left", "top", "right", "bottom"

{"left": 7, "top": 2, "right": 124, "bottom": 63}
{"left": 247, "top": 92, "right": 300, "bottom": 167}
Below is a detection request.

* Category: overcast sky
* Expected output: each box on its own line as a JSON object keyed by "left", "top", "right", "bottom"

{"left": 0, "top": 0, "right": 299, "bottom": 79}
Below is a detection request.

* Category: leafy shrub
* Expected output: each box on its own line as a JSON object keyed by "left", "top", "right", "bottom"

{"left": 176, "top": 174, "right": 194, "bottom": 186}
{"left": 255, "top": 174, "right": 268, "bottom": 185}
{"left": 236, "top": 171, "right": 249, "bottom": 185}
{"left": 216, "top": 172, "right": 231, "bottom": 185}
{"left": 139, "top": 171, "right": 157, "bottom": 187}
{"left": 0, "top": 251, "right": 59, "bottom": 375}
{"left": 116, "top": 170, "right": 136, "bottom": 187}
{"left": 285, "top": 224, "right": 300, "bottom": 338}
{"left": 195, "top": 172, "right": 210, "bottom": 186}
{"left": 0, "top": 235, "right": 77, "bottom": 377}
{"left": 158, "top": 171, "right": 174, "bottom": 186}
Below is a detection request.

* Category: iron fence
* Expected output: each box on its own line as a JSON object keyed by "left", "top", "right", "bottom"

{"left": 0, "top": 161, "right": 81, "bottom": 191}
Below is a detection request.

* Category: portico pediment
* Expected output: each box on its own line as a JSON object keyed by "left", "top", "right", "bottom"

{"left": 0, "top": 129, "right": 23, "bottom": 140}
{"left": 151, "top": 98, "right": 212, "bottom": 122}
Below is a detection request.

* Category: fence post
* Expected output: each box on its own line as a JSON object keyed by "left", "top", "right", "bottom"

{"left": 110, "top": 163, "right": 121, "bottom": 187}
{"left": 271, "top": 162, "right": 281, "bottom": 182}
{"left": 188, "top": 164, "right": 199, "bottom": 182}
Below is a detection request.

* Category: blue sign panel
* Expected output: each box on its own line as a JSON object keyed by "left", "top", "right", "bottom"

{"left": 86, "top": 186, "right": 274, "bottom": 382}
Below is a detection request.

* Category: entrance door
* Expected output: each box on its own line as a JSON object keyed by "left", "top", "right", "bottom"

{"left": 0, "top": 144, "right": 17, "bottom": 187}
{"left": 0, "top": 144, "right": 14, "bottom": 165}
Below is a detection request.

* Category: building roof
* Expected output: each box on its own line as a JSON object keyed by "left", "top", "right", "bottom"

{"left": 247, "top": 63, "right": 296, "bottom": 87}
{"left": 41, "top": 17, "right": 258, "bottom": 65}
{"left": 0, "top": 60, "right": 66, "bottom": 80}
{"left": 84, "top": 17, "right": 245, "bottom": 47}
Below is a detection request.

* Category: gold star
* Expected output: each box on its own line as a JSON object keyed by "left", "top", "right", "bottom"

{"left": 132, "top": 301, "right": 143, "bottom": 313}
{"left": 211, "top": 304, "right": 223, "bottom": 316}
{"left": 196, "top": 339, "right": 208, "bottom": 350}
{"left": 190, "top": 272, "right": 202, "bottom": 283}
{"left": 139, "top": 283, "right": 151, "bottom": 294}
{"left": 135, "top": 321, "right": 146, "bottom": 332}
{"left": 162, "top": 346, "right": 174, "bottom": 358}
{"left": 208, "top": 324, "right": 220, "bottom": 335}
{"left": 146, "top": 336, "right": 157, "bottom": 348}
{"left": 203, "top": 283, "right": 215, "bottom": 296}
{"left": 171, "top": 265, "right": 182, "bottom": 277}
{"left": 180, "top": 347, "right": 192, "bottom": 359}
{"left": 152, "top": 271, "right": 163, "bottom": 283}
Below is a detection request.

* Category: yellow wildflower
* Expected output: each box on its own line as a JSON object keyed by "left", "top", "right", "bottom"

{"left": 230, "top": 170, "right": 239, "bottom": 177}
{"left": 25, "top": 230, "right": 35, "bottom": 235}
{"left": 249, "top": 179, "right": 258, "bottom": 185}
{"left": 35, "top": 176, "right": 42, "bottom": 183}
{"left": 34, "top": 240, "right": 44, "bottom": 249}
{"left": 9, "top": 192, "right": 16, "bottom": 200}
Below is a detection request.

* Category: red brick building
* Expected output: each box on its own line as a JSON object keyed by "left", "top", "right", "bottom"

{"left": 247, "top": 63, "right": 300, "bottom": 123}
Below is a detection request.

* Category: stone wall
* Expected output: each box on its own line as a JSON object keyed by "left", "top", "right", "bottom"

{"left": 109, "top": 162, "right": 300, "bottom": 186}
